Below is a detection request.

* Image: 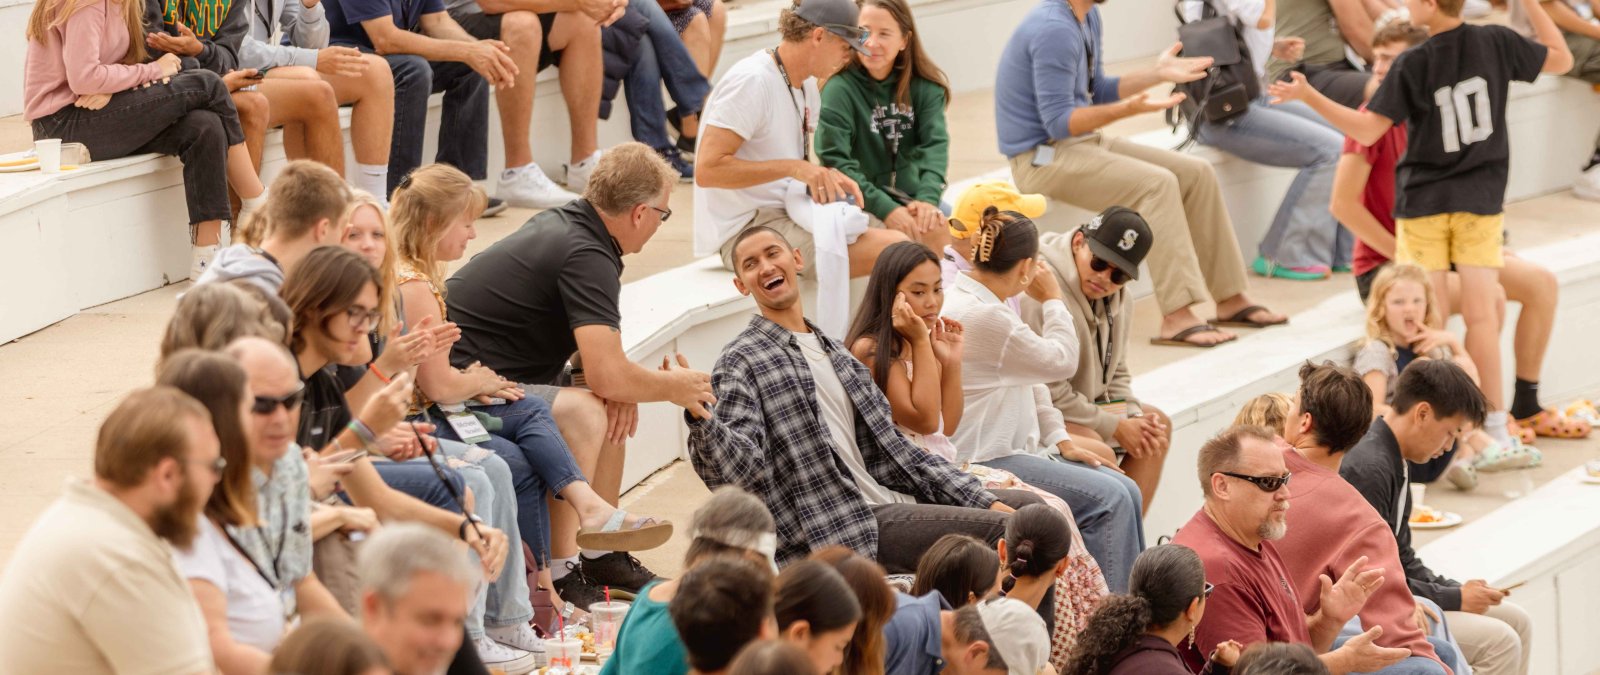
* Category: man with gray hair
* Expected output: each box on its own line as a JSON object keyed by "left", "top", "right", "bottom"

{"left": 446, "top": 142, "right": 717, "bottom": 604}
{"left": 360, "top": 523, "right": 483, "bottom": 675}
{"left": 1172, "top": 426, "right": 1413, "bottom": 674}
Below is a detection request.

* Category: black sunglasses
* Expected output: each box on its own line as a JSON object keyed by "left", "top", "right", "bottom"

{"left": 1218, "top": 471, "right": 1292, "bottom": 492}
{"left": 650, "top": 205, "right": 672, "bottom": 222}
{"left": 252, "top": 386, "right": 306, "bottom": 415}
{"left": 1090, "top": 256, "right": 1131, "bottom": 285}
{"left": 1203, "top": 581, "right": 1215, "bottom": 599}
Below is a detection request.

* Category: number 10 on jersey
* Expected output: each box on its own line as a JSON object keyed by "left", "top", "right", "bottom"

{"left": 1434, "top": 76, "right": 1492, "bottom": 153}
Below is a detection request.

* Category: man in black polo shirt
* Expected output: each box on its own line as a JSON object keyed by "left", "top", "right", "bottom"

{"left": 446, "top": 142, "right": 716, "bottom": 594}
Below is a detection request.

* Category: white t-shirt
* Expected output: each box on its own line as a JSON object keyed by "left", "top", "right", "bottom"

{"left": 693, "top": 50, "right": 821, "bottom": 256}
{"left": 174, "top": 517, "right": 287, "bottom": 653}
{"left": 1510, "top": 0, "right": 1591, "bottom": 37}
{"left": 793, "top": 331, "right": 914, "bottom": 506}
{"left": 1183, "top": 0, "right": 1274, "bottom": 81}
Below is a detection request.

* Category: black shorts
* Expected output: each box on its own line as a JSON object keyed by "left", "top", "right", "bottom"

{"left": 450, "top": 9, "right": 561, "bottom": 71}
{"left": 1355, "top": 260, "right": 1457, "bottom": 303}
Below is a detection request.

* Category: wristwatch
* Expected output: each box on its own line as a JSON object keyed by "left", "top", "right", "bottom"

{"left": 458, "top": 513, "right": 484, "bottom": 541}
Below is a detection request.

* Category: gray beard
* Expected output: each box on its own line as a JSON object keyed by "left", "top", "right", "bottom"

{"left": 1258, "top": 519, "right": 1287, "bottom": 541}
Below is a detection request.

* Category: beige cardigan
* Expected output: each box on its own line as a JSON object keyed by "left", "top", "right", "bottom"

{"left": 1021, "top": 232, "right": 1142, "bottom": 440}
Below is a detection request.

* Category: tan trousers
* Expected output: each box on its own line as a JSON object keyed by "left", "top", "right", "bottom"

{"left": 1446, "top": 600, "right": 1532, "bottom": 675}
{"left": 1009, "top": 135, "right": 1249, "bottom": 315}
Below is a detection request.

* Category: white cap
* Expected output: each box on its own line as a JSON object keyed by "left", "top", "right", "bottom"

{"left": 975, "top": 597, "right": 1050, "bottom": 675}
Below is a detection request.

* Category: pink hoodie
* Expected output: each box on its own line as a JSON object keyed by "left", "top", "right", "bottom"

{"left": 24, "top": 0, "right": 163, "bottom": 121}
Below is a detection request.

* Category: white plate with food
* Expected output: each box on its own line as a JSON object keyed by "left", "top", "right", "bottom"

{"left": 1410, "top": 507, "right": 1463, "bottom": 529}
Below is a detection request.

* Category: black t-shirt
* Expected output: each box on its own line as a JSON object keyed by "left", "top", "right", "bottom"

{"left": 297, "top": 366, "right": 353, "bottom": 451}
{"left": 445, "top": 199, "right": 625, "bottom": 385}
{"left": 1368, "top": 24, "right": 1545, "bottom": 218}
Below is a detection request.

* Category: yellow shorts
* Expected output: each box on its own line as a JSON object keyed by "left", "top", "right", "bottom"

{"left": 1394, "top": 212, "right": 1505, "bottom": 271}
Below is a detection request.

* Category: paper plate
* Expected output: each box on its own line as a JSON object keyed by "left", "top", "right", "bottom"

{"left": 1410, "top": 511, "right": 1463, "bottom": 529}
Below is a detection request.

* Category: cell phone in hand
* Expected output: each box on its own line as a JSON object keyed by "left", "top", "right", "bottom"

{"left": 254, "top": 66, "right": 276, "bottom": 78}
{"left": 324, "top": 448, "right": 369, "bottom": 464}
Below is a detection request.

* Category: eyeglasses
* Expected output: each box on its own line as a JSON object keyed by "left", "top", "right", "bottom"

{"left": 344, "top": 305, "right": 382, "bottom": 331}
{"left": 1218, "top": 471, "right": 1292, "bottom": 492}
{"left": 1202, "top": 581, "right": 1215, "bottom": 599}
{"left": 650, "top": 205, "right": 672, "bottom": 223}
{"left": 1089, "top": 256, "right": 1131, "bottom": 285}
{"left": 188, "top": 456, "right": 228, "bottom": 476}
{"left": 252, "top": 386, "right": 306, "bottom": 415}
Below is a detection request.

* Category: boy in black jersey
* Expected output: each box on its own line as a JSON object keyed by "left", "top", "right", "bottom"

{"left": 1270, "top": 0, "right": 1571, "bottom": 453}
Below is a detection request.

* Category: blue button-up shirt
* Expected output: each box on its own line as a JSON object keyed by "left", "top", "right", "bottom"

{"left": 995, "top": 0, "right": 1124, "bottom": 157}
{"left": 883, "top": 591, "right": 951, "bottom": 674}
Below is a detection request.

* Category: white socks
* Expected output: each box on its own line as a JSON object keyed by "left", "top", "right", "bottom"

{"left": 549, "top": 555, "right": 579, "bottom": 580}
{"left": 353, "top": 163, "right": 390, "bottom": 205}
{"left": 581, "top": 550, "right": 610, "bottom": 560}
{"left": 1484, "top": 411, "right": 1512, "bottom": 447}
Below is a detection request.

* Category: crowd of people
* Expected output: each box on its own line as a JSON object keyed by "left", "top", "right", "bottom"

{"left": 7, "top": 0, "right": 1598, "bottom": 669}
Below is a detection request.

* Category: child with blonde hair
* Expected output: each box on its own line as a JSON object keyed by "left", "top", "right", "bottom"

{"left": 1354, "top": 264, "right": 1536, "bottom": 488}
{"left": 1233, "top": 392, "right": 1294, "bottom": 435}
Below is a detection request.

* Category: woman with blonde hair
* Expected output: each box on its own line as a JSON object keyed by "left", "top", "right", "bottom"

{"left": 1233, "top": 392, "right": 1294, "bottom": 435}
{"left": 24, "top": 0, "right": 266, "bottom": 280}
{"left": 389, "top": 164, "right": 672, "bottom": 609}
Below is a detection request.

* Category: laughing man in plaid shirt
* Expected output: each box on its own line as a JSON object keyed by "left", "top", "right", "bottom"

{"left": 677, "top": 226, "right": 1044, "bottom": 571}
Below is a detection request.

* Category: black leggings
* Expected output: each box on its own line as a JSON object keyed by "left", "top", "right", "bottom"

{"left": 30, "top": 69, "right": 244, "bottom": 225}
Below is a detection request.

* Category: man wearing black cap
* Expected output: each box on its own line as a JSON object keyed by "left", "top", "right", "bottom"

{"left": 692, "top": 0, "right": 907, "bottom": 279}
{"left": 1026, "top": 206, "right": 1172, "bottom": 512}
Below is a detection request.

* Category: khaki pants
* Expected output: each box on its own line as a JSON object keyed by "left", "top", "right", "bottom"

{"left": 1445, "top": 600, "right": 1532, "bottom": 675}
{"left": 1009, "top": 135, "right": 1249, "bottom": 315}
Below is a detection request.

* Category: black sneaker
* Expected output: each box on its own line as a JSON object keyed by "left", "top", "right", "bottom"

{"left": 482, "top": 197, "right": 508, "bottom": 217}
{"left": 657, "top": 147, "right": 694, "bottom": 182}
{"left": 551, "top": 562, "right": 609, "bottom": 612}
{"left": 667, "top": 107, "right": 697, "bottom": 155}
{"left": 580, "top": 552, "right": 662, "bottom": 593}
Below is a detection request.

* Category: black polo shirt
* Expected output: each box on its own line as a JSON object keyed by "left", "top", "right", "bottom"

{"left": 446, "top": 199, "right": 625, "bottom": 385}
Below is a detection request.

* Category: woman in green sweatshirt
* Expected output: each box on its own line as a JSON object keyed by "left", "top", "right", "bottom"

{"left": 816, "top": 0, "right": 951, "bottom": 249}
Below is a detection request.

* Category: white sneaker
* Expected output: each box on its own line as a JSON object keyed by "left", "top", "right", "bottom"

{"left": 498, "top": 164, "right": 579, "bottom": 209}
{"left": 472, "top": 636, "right": 538, "bottom": 675}
{"left": 487, "top": 622, "right": 546, "bottom": 654}
{"left": 1574, "top": 164, "right": 1600, "bottom": 202}
{"left": 563, "top": 151, "right": 603, "bottom": 192}
{"left": 189, "top": 244, "right": 219, "bottom": 283}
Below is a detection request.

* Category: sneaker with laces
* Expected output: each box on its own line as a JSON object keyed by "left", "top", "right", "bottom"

{"left": 498, "top": 165, "right": 578, "bottom": 209}
{"left": 487, "top": 622, "right": 546, "bottom": 655}
{"left": 580, "top": 552, "right": 662, "bottom": 593}
{"left": 189, "top": 244, "right": 219, "bottom": 283}
{"left": 551, "top": 561, "right": 609, "bottom": 611}
{"left": 563, "top": 151, "right": 603, "bottom": 192}
{"left": 657, "top": 148, "right": 694, "bottom": 182}
{"left": 472, "top": 636, "right": 538, "bottom": 674}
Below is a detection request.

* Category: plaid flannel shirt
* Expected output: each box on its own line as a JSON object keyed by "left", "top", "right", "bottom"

{"left": 687, "top": 315, "right": 997, "bottom": 566}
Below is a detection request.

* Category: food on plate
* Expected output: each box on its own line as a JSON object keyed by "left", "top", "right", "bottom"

{"left": 1410, "top": 505, "right": 1444, "bottom": 524}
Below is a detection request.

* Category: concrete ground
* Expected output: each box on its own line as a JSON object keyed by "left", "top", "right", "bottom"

{"left": 3, "top": 80, "right": 1597, "bottom": 578}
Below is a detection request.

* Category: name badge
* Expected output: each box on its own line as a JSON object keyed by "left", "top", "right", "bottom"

{"left": 1096, "top": 399, "right": 1128, "bottom": 417}
{"left": 446, "top": 412, "right": 491, "bottom": 445}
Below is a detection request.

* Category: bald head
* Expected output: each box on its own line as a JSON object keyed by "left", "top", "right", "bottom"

{"left": 228, "top": 336, "right": 303, "bottom": 464}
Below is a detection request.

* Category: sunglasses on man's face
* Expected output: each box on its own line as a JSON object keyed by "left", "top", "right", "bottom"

{"left": 252, "top": 386, "right": 306, "bottom": 415}
{"left": 1218, "top": 471, "right": 1292, "bottom": 492}
{"left": 1089, "top": 256, "right": 1131, "bottom": 285}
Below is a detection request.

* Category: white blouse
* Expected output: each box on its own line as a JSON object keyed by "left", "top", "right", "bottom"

{"left": 942, "top": 273, "right": 1081, "bottom": 463}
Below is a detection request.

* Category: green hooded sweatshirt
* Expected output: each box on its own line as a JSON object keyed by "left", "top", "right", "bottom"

{"left": 816, "top": 65, "right": 950, "bottom": 222}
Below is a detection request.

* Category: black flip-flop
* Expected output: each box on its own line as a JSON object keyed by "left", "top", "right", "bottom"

{"left": 1150, "top": 323, "right": 1236, "bottom": 348}
{"left": 1212, "top": 305, "right": 1289, "bottom": 328}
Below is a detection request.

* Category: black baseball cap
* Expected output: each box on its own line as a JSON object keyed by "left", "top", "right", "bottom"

{"left": 1079, "top": 206, "right": 1153, "bottom": 281}
{"left": 791, "top": 0, "right": 870, "bottom": 54}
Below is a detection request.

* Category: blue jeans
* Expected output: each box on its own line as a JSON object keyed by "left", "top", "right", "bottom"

{"left": 623, "top": 0, "right": 709, "bottom": 151}
{"left": 422, "top": 393, "right": 585, "bottom": 566}
{"left": 436, "top": 439, "right": 534, "bottom": 637}
{"left": 1196, "top": 98, "right": 1349, "bottom": 269}
{"left": 374, "top": 50, "right": 490, "bottom": 195}
{"left": 368, "top": 460, "right": 467, "bottom": 511}
{"left": 1333, "top": 613, "right": 1455, "bottom": 674}
{"left": 976, "top": 453, "right": 1145, "bottom": 593}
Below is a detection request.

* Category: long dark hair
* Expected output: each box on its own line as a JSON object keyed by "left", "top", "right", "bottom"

{"left": 1001, "top": 504, "right": 1073, "bottom": 592}
{"left": 1065, "top": 545, "right": 1207, "bottom": 675}
{"left": 858, "top": 0, "right": 951, "bottom": 108}
{"left": 774, "top": 560, "right": 862, "bottom": 635}
{"left": 281, "top": 246, "right": 380, "bottom": 356}
{"left": 845, "top": 241, "right": 941, "bottom": 391}
{"left": 155, "top": 349, "right": 258, "bottom": 528}
{"left": 911, "top": 534, "right": 1000, "bottom": 607}
{"left": 971, "top": 207, "right": 1040, "bottom": 275}
{"left": 810, "top": 547, "right": 895, "bottom": 675}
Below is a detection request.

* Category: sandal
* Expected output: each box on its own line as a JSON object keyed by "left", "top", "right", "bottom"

{"left": 1517, "top": 409, "right": 1593, "bottom": 439}
{"left": 576, "top": 510, "right": 674, "bottom": 552}
{"left": 1506, "top": 418, "right": 1536, "bottom": 445}
{"left": 1150, "top": 323, "right": 1236, "bottom": 348}
{"left": 1211, "top": 304, "right": 1290, "bottom": 328}
{"left": 1443, "top": 461, "right": 1479, "bottom": 491}
{"left": 1564, "top": 399, "right": 1600, "bottom": 427}
{"left": 1471, "top": 436, "right": 1541, "bottom": 472}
